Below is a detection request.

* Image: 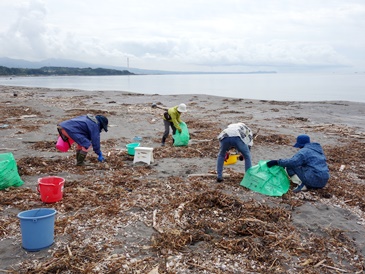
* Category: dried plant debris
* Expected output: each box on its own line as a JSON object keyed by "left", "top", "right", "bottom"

{"left": 302, "top": 123, "right": 365, "bottom": 139}
{"left": 31, "top": 141, "right": 57, "bottom": 151}
{"left": 254, "top": 134, "right": 293, "bottom": 145}
{"left": 0, "top": 105, "right": 45, "bottom": 131}
{"left": 0, "top": 105, "right": 43, "bottom": 119}
{"left": 1, "top": 92, "right": 365, "bottom": 273}
{"left": 0, "top": 182, "right": 359, "bottom": 273}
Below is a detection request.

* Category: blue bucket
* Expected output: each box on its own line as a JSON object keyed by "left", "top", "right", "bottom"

{"left": 17, "top": 208, "right": 57, "bottom": 251}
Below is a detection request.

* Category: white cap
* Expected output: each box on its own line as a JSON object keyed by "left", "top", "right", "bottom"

{"left": 177, "top": 103, "right": 187, "bottom": 112}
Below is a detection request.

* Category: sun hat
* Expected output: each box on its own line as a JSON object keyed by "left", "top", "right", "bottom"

{"left": 96, "top": 115, "right": 108, "bottom": 132}
{"left": 293, "top": 134, "right": 310, "bottom": 148}
{"left": 177, "top": 103, "right": 187, "bottom": 112}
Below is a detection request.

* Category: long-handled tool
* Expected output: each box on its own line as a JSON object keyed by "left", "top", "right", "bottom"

{"left": 151, "top": 103, "right": 168, "bottom": 111}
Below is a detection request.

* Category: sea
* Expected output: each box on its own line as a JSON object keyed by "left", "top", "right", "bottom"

{"left": 0, "top": 73, "right": 364, "bottom": 103}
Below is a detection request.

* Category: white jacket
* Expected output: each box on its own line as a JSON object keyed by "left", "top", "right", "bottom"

{"left": 217, "top": 123, "right": 253, "bottom": 146}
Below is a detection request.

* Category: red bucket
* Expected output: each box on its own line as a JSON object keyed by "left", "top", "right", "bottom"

{"left": 56, "top": 136, "right": 74, "bottom": 152}
{"left": 37, "top": 176, "right": 65, "bottom": 203}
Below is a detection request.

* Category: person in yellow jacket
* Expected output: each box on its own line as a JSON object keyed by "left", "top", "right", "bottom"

{"left": 161, "top": 103, "right": 187, "bottom": 146}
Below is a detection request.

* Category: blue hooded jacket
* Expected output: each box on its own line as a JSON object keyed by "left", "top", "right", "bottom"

{"left": 278, "top": 142, "right": 330, "bottom": 188}
{"left": 59, "top": 115, "right": 102, "bottom": 155}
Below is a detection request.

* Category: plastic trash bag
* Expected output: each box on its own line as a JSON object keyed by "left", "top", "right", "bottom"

{"left": 240, "top": 160, "right": 290, "bottom": 196}
{"left": 0, "top": 153, "right": 24, "bottom": 190}
{"left": 173, "top": 122, "right": 190, "bottom": 146}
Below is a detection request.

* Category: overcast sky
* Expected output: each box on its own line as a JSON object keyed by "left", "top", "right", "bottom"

{"left": 0, "top": 0, "right": 364, "bottom": 72}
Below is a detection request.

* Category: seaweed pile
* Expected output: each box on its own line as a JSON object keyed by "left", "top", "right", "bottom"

{"left": 1, "top": 92, "right": 365, "bottom": 273}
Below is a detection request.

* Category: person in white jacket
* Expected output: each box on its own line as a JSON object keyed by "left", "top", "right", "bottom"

{"left": 216, "top": 123, "right": 253, "bottom": 182}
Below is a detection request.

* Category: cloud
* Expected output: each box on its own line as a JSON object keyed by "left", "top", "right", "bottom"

{"left": 0, "top": 0, "right": 364, "bottom": 71}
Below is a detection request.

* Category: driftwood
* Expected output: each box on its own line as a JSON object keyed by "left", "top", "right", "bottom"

{"left": 174, "top": 202, "right": 186, "bottom": 227}
{"left": 299, "top": 124, "right": 365, "bottom": 139}
{"left": 6, "top": 115, "right": 38, "bottom": 120}
{"left": 66, "top": 245, "right": 73, "bottom": 257}
{"left": 253, "top": 128, "right": 260, "bottom": 140}
{"left": 187, "top": 173, "right": 230, "bottom": 178}
{"left": 320, "top": 264, "right": 348, "bottom": 273}
{"left": 147, "top": 266, "right": 159, "bottom": 274}
{"left": 152, "top": 209, "right": 163, "bottom": 233}
{"left": 64, "top": 108, "right": 110, "bottom": 113}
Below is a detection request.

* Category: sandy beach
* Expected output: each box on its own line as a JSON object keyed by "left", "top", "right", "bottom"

{"left": 1, "top": 85, "right": 365, "bottom": 273}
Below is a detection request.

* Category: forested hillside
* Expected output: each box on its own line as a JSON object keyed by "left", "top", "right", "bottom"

{"left": 0, "top": 66, "right": 135, "bottom": 76}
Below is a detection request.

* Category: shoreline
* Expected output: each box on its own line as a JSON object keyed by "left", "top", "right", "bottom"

{"left": 1, "top": 71, "right": 365, "bottom": 103}
{"left": 0, "top": 85, "right": 365, "bottom": 272}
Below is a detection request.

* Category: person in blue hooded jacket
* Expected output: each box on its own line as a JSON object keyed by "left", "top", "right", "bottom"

{"left": 57, "top": 114, "right": 108, "bottom": 166}
{"left": 266, "top": 134, "right": 330, "bottom": 193}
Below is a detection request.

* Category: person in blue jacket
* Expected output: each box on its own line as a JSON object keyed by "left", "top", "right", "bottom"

{"left": 57, "top": 114, "right": 108, "bottom": 166}
{"left": 266, "top": 134, "right": 330, "bottom": 193}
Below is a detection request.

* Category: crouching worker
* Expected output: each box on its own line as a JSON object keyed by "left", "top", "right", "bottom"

{"left": 57, "top": 114, "right": 108, "bottom": 166}
{"left": 267, "top": 134, "right": 330, "bottom": 193}
{"left": 216, "top": 123, "right": 253, "bottom": 183}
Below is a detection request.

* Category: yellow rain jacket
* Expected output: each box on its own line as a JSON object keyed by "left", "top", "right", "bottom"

{"left": 164, "top": 106, "right": 183, "bottom": 131}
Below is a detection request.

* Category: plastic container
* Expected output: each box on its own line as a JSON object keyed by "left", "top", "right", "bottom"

{"left": 133, "top": 136, "right": 142, "bottom": 141}
{"left": 126, "top": 143, "right": 140, "bottom": 156}
{"left": 224, "top": 154, "right": 239, "bottom": 165}
{"left": 37, "top": 176, "right": 65, "bottom": 203}
{"left": 17, "top": 208, "right": 57, "bottom": 251}
{"left": 55, "top": 136, "right": 74, "bottom": 152}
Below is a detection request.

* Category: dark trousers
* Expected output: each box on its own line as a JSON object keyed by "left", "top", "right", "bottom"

{"left": 162, "top": 119, "right": 176, "bottom": 143}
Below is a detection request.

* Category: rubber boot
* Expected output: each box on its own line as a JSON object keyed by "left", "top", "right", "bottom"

{"left": 75, "top": 150, "right": 80, "bottom": 165}
{"left": 76, "top": 150, "right": 88, "bottom": 166}
{"left": 290, "top": 174, "right": 302, "bottom": 185}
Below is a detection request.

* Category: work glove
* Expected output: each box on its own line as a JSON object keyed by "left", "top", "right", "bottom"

{"left": 97, "top": 152, "right": 105, "bottom": 162}
{"left": 266, "top": 160, "right": 278, "bottom": 168}
{"left": 224, "top": 152, "right": 230, "bottom": 161}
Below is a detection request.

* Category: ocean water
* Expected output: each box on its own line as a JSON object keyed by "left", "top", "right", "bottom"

{"left": 0, "top": 73, "right": 364, "bottom": 102}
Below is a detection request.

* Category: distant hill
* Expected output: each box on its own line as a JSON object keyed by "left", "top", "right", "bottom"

{"left": 0, "top": 66, "right": 134, "bottom": 76}
{"left": 0, "top": 57, "right": 277, "bottom": 75}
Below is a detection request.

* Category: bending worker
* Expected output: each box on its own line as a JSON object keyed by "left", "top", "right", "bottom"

{"left": 216, "top": 122, "right": 253, "bottom": 182}
{"left": 57, "top": 114, "right": 108, "bottom": 166}
{"left": 267, "top": 134, "right": 330, "bottom": 193}
{"left": 161, "top": 103, "right": 187, "bottom": 146}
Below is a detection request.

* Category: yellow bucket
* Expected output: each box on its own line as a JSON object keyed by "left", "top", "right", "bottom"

{"left": 224, "top": 154, "right": 239, "bottom": 165}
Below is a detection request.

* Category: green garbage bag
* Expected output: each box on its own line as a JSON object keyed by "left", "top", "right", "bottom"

{"left": 240, "top": 160, "right": 290, "bottom": 196}
{"left": 173, "top": 122, "right": 190, "bottom": 146}
{"left": 0, "top": 153, "right": 24, "bottom": 190}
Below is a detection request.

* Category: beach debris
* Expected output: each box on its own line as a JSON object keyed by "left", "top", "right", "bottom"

{"left": 0, "top": 147, "right": 17, "bottom": 151}
{"left": 301, "top": 123, "right": 365, "bottom": 139}
{"left": 147, "top": 266, "right": 159, "bottom": 274}
{"left": 1, "top": 95, "right": 365, "bottom": 273}
{"left": 151, "top": 103, "right": 167, "bottom": 110}
{"left": 253, "top": 128, "right": 260, "bottom": 139}
{"left": 187, "top": 173, "right": 230, "bottom": 178}
{"left": 20, "top": 114, "right": 38, "bottom": 119}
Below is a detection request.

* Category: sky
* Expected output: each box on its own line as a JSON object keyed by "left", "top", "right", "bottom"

{"left": 0, "top": 0, "right": 364, "bottom": 73}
